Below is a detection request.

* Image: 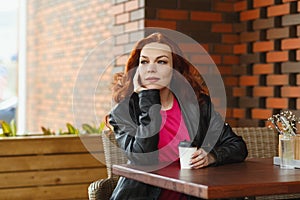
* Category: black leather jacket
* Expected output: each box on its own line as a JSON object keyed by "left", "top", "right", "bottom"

{"left": 109, "top": 89, "right": 248, "bottom": 200}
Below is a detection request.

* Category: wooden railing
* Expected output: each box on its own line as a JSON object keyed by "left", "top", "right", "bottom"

{"left": 0, "top": 134, "right": 107, "bottom": 199}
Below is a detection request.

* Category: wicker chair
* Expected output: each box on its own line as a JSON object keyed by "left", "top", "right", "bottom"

{"left": 88, "top": 130, "right": 127, "bottom": 200}
{"left": 233, "top": 127, "right": 300, "bottom": 200}
{"left": 232, "top": 127, "right": 279, "bottom": 159}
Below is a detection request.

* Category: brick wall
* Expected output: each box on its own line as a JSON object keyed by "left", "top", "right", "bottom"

{"left": 26, "top": 0, "right": 300, "bottom": 131}
{"left": 111, "top": 0, "right": 145, "bottom": 69}
{"left": 233, "top": 0, "right": 300, "bottom": 127}
{"left": 27, "top": 0, "right": 113, "bottom": 131}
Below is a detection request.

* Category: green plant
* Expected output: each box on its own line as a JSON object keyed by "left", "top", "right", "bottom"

{"left": 41, "top": 121, "right": 106, "bottom": 136}
{"left": 82, "top": 121, "right": 106, "bottom": 134}
{"left": 0, "top": 119, "right": 17, "bottom": 137}
{"left": 41, "top": 122, "right": 79, "bottom": 135}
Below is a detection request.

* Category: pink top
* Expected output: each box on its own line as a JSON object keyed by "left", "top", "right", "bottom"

{"left": 158, "top": 97, "right": 190, "bottom": 200}
{"left": 158, "top": 97, "right": 191, "bottom": 162}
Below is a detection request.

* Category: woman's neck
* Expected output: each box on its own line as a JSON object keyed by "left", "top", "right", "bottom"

{"left": 160, "top": 88, "right": 174, "bottom": 111}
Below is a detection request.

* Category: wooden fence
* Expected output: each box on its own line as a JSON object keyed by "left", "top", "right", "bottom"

{"left": 0, "top": 134, "right": 107, "bottom": 199}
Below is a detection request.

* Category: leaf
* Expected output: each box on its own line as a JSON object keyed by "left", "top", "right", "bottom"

{"left": 66, "top": 123, "right": 79, "bottom": 135}
{"left": 82, "top": 123, "right": 96, "bottom": 133}
{"left": 1, "top": 121, "right": 12, "bottom": 136}
{"left": 41, "top": 126, "right": 54, "bottom": 135}
{"left": 99, "top": 121, "right": 106, "bottom": 133}
{"left": 10, "top": 119, "right": 17, "bottom": 136}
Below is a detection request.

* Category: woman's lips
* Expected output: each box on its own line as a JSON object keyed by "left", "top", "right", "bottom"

{"left": 145, "top": 77, "right": 160, "bottom": 83}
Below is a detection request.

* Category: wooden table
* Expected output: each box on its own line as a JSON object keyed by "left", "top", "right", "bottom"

{"left": 112, "top": 158, "right": 300, "bottom": 199}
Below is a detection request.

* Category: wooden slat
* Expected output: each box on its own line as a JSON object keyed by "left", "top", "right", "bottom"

{"left": 0, "top": 184, "right": 91, "bottom": 200}
{"left": 0, "top": 135, "right": 103, "bottom": 156}
{"left": 0, "top": 168, "right": 107, "bottom": 188}
{"left": 0, "top": 153, "right": 105, "bottom": 172}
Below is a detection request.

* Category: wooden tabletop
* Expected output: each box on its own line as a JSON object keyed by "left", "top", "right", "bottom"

{"left": 112, "top": 158, "right": 300, "bottom": 199}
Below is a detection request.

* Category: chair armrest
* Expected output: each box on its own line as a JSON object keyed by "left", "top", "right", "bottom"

{"left": 88, "top": 177, "right": 119, "bottom": 200}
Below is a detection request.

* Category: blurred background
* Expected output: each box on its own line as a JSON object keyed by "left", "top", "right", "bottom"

{"left": 1, "top": 0, "right": 300, "bottom": 134}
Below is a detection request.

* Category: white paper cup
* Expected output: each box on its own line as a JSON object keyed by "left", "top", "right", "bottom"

{"left": 178, "top": 140, "right": 196, "bottom": 169}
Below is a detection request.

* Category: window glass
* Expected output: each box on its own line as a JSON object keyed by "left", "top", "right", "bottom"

{"left": 0, "top": 0, "right": 18, "bottom": 124}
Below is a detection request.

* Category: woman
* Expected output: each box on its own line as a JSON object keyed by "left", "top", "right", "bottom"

{"left": 108, "top": 32, "right": 248, "bottom": 200}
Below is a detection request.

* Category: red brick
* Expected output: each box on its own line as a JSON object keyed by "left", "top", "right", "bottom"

{"left": 233, "top": 108, "right": 246, "bottom": 118}
{"left": 253, "top": 87, "right": 274, "bottom": 97}
{"left": 213, "top": 44, "right": 233, "bottom": 54}
{"left": 116, "top": 34, "right": 129, "bottom": 45}
{"left": 283, "top": 0, "right": 297, "bottom": 2}
{"left": 282, "top": 38, "right": 300, "bottom": 50}
{"left": 202, "top": 44, "right": 209, "bottom": 52}
{"left": 266, "top": 51, "right": 289, "bottom": 62}
{"left": 266, "top": 98, "right": 288, "bottom": 109}
{"left": 116, "top": 13, "right": 129, "bottom": 24}
{"left": 218, "top": 66, "right": 232, "bottom": 75}
{"left": 222, "top": 34, "right": 239, "bottom": 44}
{"left": 190, "top": 54, "right": 220, "bottom": 65}
{"left": 111, "top": 4, "right": 124, "bottom": 15}
{"left": 239, "top": 75, "right": 259, "bottom": 86}
{"left": 157, "top": 9, "right": 189, "bottom": 20}
{"left": 253, "top": 41, "right": 274, "bottom": 52}
{"left": 297, "top": 25, "right": 300, "bottom": 37}
{"left": 125, "top": 0, "right": 139, "bottom": 12}
{"left": 234, "top": 1, "right": 247, "bottom": 12}
{"left": 212, "top": 23, "right": 233, "bottom": 33}
{"left": 179, "top": 43, "right": 209, "bottom": 53}
{"left": 190, "top": 11, "right": 222, "bottom": 22}
{"left": 179, "top": 43, "right": 203, "bottom": 53}
{"left": 267, "top": 27, "right": 290, "bottom": 40}
{"left": 240, "top": 31, "right": 260, "bottom": 42}
{"left": 267, "top": 4, "right": 290, "bottom": 17}
{"left": 125, "top": 21, "right": 138, "bottom": 32}
{"left": 253, "top": 64, "right": 274, "bottom": 74}
{"left": 223, "top": 55, "right": 239, "bottom": 65}
{"left": 266, "top": 74, "right": 289, "bottom": 85}
{"left": 299, "top": 1, "right": 300, "bottom": 12}
{"left": 233, "top": 87, "right": 246, "bottom": 97}
{"left": 233, "top": 44, "right": 247, "bottom": 54}
{"left": 297, "top": 50, "right": 300, "bottom": 61}
{"left": 145, "top": 20, "right": 176, "bottom": 30}
{"left": 253, "top": 0, "right": 274, "bottom": 8}
{"left": 281, "top": 86, "right": 300, "bottom": 97}
{"left": 240, "top": 9, "right": 260, "bottom": 21}
{"left": 297, "top": 74, "right": 300, "bottom": 85}
{"left": 252, "top": 109, "right": 273, "bottom": 120}
{"left": 224, "top": 77, "right": 238, "bottom": 86}
{"left": 211, "top": 55, "right": 222, "bottom": 65}
{"left": 214, "top": 2, "right": 234, "bottom": 12}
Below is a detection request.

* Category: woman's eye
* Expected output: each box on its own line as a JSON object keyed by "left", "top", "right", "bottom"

{"left": 157, "top": 60, "right": 168, "bottom": 64}
{"left": 140, "top": 60, "right": 148, "bottom": 64}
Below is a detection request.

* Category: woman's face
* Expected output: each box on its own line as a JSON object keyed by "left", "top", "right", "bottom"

{"left": 138, "top": 42, "right": 173, "bottom": 89}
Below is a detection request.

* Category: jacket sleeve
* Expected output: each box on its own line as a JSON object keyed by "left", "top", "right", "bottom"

{"left": 108, "top": 89, "right": 162, "bottom": 165}
{"left": 201, "top": 99, "right": 248, "bottom": 166}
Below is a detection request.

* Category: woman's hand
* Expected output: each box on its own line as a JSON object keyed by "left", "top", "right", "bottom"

{"left": 190, "top": 148, "right": 216, "bottom": 169}
{"left": 133, "top": 68, "right": 146, "bottom": 93}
